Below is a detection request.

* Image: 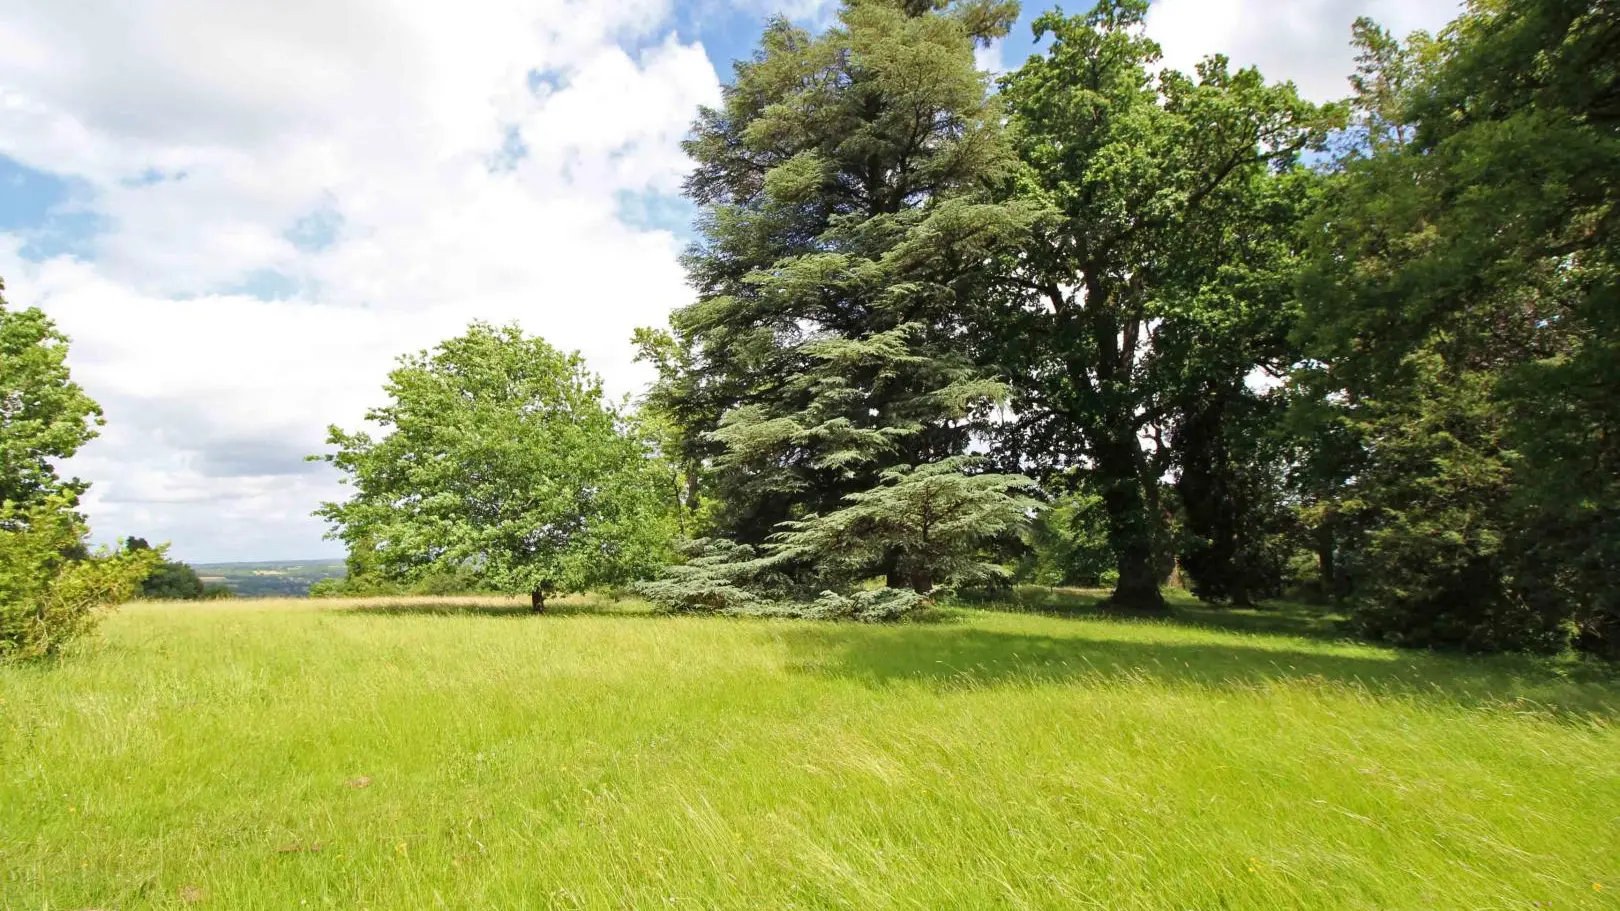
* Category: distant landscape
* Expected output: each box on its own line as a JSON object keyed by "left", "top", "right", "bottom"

{"left": 193, "top": 559, "right": 345, "bottom": 598}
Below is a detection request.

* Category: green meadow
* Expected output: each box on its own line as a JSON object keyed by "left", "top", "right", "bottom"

{"left": 2, "top": 593, "right": 1616, "bottom": 910}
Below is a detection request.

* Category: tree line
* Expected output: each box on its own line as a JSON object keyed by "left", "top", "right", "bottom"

{"left": 626, "top": 0, "right": 1617, "bottom": 654}
{"left": 4, "top": 0, "right": 1614, "bottom": 661}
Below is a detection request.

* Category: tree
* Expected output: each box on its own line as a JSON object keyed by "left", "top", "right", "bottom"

{"left": 1294, "top": 0, "right": 1619, "bottom": 654}
{"left": 988, "top": 0, "right": 1339, "bottom": 611}
{"left": 1016, "top": 484, "right": 1116, "bottom": 588}
{"left": 0, "top": 277, "right": 146, "bottom": 660}
{"left": 1, "top": 498, "right": 156, "bottom": 661}
{"left": 314, "top": 323, "right": 677, "bottom": 612}
{"left": 770, "top": 456, "right": 1038, "bottom": 595}
{"left": 122, "top": 537, "right": 210, "bottom": 601}
{"left": 644, "top": 0, "right": 1033, "bottom": 561}
{"left": 638, "top": 457, "right": 1034, "bottom": 619}
{"left": 1, "top": 280, "right": 103, "bottom": 513}
{"left": 1173, "top": 392, "right": 1296, "bottom": 606}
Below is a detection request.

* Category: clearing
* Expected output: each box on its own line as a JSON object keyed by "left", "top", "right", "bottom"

{"left": 2, "top": 593, "right": 1616, "bottom": 909}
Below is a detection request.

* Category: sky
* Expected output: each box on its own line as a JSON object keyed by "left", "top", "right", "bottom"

{"left": 0, "top": 0, "right": 1462, "bottom": 563}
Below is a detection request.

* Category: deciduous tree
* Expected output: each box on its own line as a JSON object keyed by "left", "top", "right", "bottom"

{"left": 989, "top": 0, "right": 1338, "bottom": 610}
{"left": 314, "top": 323, "right": 677, "bottom": 611}
{"left": 1, "top": 280, "right": 103, "bottom": 514}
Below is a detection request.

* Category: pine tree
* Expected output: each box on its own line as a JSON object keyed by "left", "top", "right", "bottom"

{"left": 770, "top": 456, "right": 1038, "bottom": 595}
{"left": 643, "top": 0, "right": 1034, "bottom": 561}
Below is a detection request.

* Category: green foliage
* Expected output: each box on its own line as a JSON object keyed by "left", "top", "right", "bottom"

{"left": 1294, "top": 0, "right": 1619, "bottom": 655}
{"left": 1016, "top": 487, "right": 1115, "bottom": 588}
{"left": 989, "top": 0, "right": 1341, "bottom": 610}
{"left": 123, "top": 538, "right": 209, "bottom": 601}
{"left": 637, "top": 535, "right": 929, "bottom": 621}
{"left": 0, "top": 280, "right": 103, "bottom": 512}
{"left": 0, "top": 499, "right": 157, "bottom": 662}
{"left": 1173, "top": 393, "right": 1297, "bottom": 606}
{"left": 639, "top": 457, "right": 1035, "bottom": 619}
{"left": 1333, "top": 355, "right": 1572, "bottom": 652}
{"left": 648, "top": 0, "right": 1033, "bottom": 548}
{"left": 0, "top": 277, "right": 140, "bottom": 660}
{"left": 771, "top": 456, "right": 1038, "bottom": 595}
{"left": 636, "top": 538, "right": 791, "bottom": 615}
{"left": 314, "top": 323, "right": 677, "bottom": 610}
{"left": 138, "top": 561, "right": 205, "bottom": 600}
{"left": 307, "top": 536, "right": 479, "bottom": 598}
{"left": 307, "top": 566, "right": 488, "bottom": 599}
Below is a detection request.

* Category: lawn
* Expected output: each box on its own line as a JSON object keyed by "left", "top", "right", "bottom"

{"left": 1, "top": 593, "right": 1616, "bottom": 910}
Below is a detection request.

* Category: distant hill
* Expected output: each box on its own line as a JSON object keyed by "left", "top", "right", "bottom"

{"left": 193, "top": 559, "right": 346, "bottom": 598}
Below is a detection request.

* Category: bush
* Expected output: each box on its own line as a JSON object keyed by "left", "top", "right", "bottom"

{"left": 638, "top": 540, "right": 927, "bottom": 622}
{"left": 636, "top": 539, "right": 792, "bottom": 614}
{"left": 1, "top": 500, "right": 157, "bottom": 662}
{"left": 137, "top": 559, "right": 205, "bottom": 600}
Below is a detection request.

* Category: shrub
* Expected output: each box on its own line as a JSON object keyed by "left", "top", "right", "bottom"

{"left": 636, "top": 539, "right": 793, "bottom": 615}
{"left": 638, "top": 540, "right": 927, "bottom": 623}
{"left": 1, "top": 499, "right": 157, "bottom": 662}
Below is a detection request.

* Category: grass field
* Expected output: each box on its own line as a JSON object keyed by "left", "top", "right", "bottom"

{"left": 2, "top": 592, "right": 1616, "bottom": 910}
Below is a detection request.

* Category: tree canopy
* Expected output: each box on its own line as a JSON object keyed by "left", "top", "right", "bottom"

{"left": 1292, "top": 0, "right": 1619, "bottom": 654}
{"left": 315, "top": 323, "right": 678, "bottom": 611}
{"left": 0, "top": 280, "right": 103, "bottom": 514}
{"left": 642, "top": 0, "right": 1034, "bottom": 552}
{"left": 1, "top": 281, "right": 151, "bottom": 661}
{"left": 9, "top": 0, "right": 1615, "bottom": 659}
{"left": 982, "top": 0, "right": 1340, "bottom": 611}
{"left": 632, "top": 0, "right": 1618, "bottom": 653}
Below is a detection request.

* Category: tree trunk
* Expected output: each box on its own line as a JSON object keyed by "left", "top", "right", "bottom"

{"left": 1095, "top": 435, "right": 1168, "bottom": 613}
{"left": 884, "top": 549, "right": 906, "bottom": 589}
{"left": 1315, "top": 521, "right": 1337, "bottom": 604}
{"left": 909, "top": 571, "right": 934, "bottom": 596}
{"left": 530, "top": 589, "right": 546, "bottom": 613}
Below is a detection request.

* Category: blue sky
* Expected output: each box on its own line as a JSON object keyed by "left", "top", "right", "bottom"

{"left": 0, "top": 0, "right": 1461, "bottom": 563}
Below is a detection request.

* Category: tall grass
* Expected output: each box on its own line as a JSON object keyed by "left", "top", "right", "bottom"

{"left": 2, "top": 593, "right": 1615, "bottom": 909}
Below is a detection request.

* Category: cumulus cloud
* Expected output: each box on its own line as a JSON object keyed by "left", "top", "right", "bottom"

{"left": 1144, "top": 0, "right": 1463, "bottom": 101}
{"left": 0, "top": 0, "right": 1469, "bottom": 562}
{"left": 1, "top": 0, "right": 720, "bottom": 561}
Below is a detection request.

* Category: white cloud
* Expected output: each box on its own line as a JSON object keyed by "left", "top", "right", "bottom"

{"left": 974, "top": 38, "right": 1006, "bottom": 76}
{"left": 1145, "top": 0, "right": 1463, "bottom": 101}
{"left": 0, "top": 0, "right": 1471, "bottom": 563}
{"left": 0, "top": 0, "right": 721, "bottom": 561}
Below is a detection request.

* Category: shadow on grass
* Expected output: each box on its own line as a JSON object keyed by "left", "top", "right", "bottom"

{"left": 781, "top": 623, "right": 1620, "bottom": 723}
{"left": 320, "top": 590, "right": 1617, "bottom": 720}
{"left": 967, "top": 586, "right": 1353, "bottom": 643}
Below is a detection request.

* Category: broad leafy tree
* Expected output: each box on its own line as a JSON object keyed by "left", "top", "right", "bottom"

{"left": 1015, "top": 485, "right": 1115, "bottom": 588}
{"left": 1295, "top": 0, "right": 1619, "bottom": 653}
{"left": 315, "top": 323, "right": 677, "bottom": 611}
{"left": 0, "top": 278, "right": 147, "bottom": 661}
{"left": 123, "top": 537, "right": 212, "bottom": 601}
{"left": 1, "top": 280, "right": 103, "bottom": 513}
{"left": 986, "top": 0, "right": 1338, "bottom": 610}
{"left": 1173, "top": 394, "right": 1296, "bottom": 606}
